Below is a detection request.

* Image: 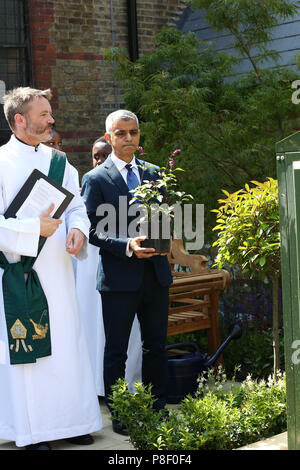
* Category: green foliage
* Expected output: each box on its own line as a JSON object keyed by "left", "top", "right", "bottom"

{"left": 222, "top": 327, "right": 284, "bottom": 380}
{"left": 110, "top": 368, "right": 286, "bottom": 450}
{"left": 212, "top": 178, "right": 280, "bottom": 279}
{"left": 212, "top": 178, "right": 282, "bottom": 372}
{"left": 105, "top": 24, "right": 299, "bottom": 239}
{"left": 130, "top": 148, "right": 193, "bottom": 220}
{"left": 109, "top": 380, "right": 175, "bottom": 450}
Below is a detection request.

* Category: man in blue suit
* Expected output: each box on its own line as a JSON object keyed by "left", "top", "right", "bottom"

{"left": 81, "top": 110, "right": 172, "bottom": 435}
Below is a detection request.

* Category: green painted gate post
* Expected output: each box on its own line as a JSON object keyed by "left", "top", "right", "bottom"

{"left": 277, "top": 130, "right": 300, "bottom": 450}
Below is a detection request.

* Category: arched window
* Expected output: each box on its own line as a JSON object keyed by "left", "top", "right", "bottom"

{"left": 0, "top": 0, "right": 32, "bottom": 145}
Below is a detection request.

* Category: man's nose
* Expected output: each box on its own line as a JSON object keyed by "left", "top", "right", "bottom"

{"left": 49, "top": 115, "right": 55, "bottom": 124}
{"left": 125, "top": 131, "right": 133, "bottom": 141}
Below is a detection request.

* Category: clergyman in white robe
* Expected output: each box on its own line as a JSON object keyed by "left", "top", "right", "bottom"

{"left": 0, "top": 135, "right": 102, "bottom": 447}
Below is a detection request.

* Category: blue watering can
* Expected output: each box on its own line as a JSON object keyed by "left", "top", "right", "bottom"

{"left": 166, "top": 324, "right": 242, "bottom": 403}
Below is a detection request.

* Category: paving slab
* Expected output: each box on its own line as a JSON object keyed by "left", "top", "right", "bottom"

{"left": 0, "top": 399, "right": 134, "bottom": 451}
{"left": 237, "top": 432, "right": 288, "bottom": 450}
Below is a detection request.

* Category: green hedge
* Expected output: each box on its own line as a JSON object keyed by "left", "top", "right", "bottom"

{"left": 110, "top": 368, "right": 286, "bottom": 450}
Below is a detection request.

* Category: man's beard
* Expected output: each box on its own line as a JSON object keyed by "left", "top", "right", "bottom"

{"left": 25, "top": 123, "right": 52, "bottom": 142}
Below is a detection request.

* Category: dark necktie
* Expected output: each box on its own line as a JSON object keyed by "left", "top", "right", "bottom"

{"left": 125, "top": 163, "right": 140, "bottom": 190}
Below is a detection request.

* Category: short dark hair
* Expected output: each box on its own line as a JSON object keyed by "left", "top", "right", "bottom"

{"left": 92, "top": 136, "right": 107, "bottom": 147}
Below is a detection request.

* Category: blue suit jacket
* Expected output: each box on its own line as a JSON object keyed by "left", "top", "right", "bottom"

{"left": 81, "top": 155, "right": 172, "bottom": 292}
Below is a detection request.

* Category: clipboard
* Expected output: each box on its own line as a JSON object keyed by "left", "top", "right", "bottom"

{"left": 4, "top": 169, "right": 74, "bottom": 219}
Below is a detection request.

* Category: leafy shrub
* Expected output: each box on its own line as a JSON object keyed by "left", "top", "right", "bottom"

{"left": 212, "top": 178, "right": 281, "bottom": 373}
{"left": 212, "top": 179, "right": 280, "bottom": 277}
{"left": 110, "top": 368, "right": 286, "bottom": 450}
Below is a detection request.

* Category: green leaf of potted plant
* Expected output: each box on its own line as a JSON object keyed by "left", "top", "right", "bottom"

{"left": 129, "top": 147, "right": 193, "bottom": 253}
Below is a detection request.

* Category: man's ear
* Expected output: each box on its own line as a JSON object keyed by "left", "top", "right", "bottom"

{"left": 104, "top": 132, "right": 112, "bottom": 145}
{"left": 14, "top": 113, "right": 26, "bottom": 129}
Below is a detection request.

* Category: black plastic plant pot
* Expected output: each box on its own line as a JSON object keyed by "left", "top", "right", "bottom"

{"left": 140, "top": 215, "right": 172, "bottom": 253}
{"left": 141, "top": 237, "right": 171, "bottom": 253}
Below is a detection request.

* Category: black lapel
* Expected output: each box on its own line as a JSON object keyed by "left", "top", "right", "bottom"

{"left": 136, "top": 158, "right": 159, "bottom": 183}
{"left": 135, "top": 158, "right": 149, "bottom": 184}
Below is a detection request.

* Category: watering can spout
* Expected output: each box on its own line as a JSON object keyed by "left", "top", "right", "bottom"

{"left": 203, "top": 324, "right": 242, "bottom": 369}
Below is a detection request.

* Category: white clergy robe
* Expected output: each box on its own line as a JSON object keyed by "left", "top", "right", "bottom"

{"left": 0, "top": 135, "right": 102, "bottom": 447}
{"left": 75, "top": 243, "right": 142, "bottom": 396}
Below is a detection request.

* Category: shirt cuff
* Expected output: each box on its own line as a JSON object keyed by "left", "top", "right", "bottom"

{"left": 126, "top": 239, "right": 133, "bottom": 257}
{"left": 73, "top": 235, "right": 88, "bottom": 261}
{"left": 67, "top": 227, "right": 89, "bottom": 261}
{"left": 15, "top": 217, "right": 41, "bottom": 257}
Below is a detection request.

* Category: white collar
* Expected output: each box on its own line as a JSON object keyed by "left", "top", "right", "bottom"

{"left": 10, "top": 134, "right": 50, "bottom": 155}
{"left": 111, "top": 152, "right": 138, "bottom": 171}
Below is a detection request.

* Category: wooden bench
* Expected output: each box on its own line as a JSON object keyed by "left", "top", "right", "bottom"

{"left": 167, "top": 239, "right": 230, "bottom": 357}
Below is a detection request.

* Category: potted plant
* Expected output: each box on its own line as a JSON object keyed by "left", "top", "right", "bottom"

{"left": 130, "top": 148, "right": 193, "bottom": 253}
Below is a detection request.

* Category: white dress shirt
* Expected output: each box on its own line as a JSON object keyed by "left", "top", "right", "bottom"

{"left": 110, "top": 152, "right": 141, "bottom": 185}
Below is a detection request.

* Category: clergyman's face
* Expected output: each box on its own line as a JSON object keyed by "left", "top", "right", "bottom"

{"left": 92, "top": 142, "right": 111, "bottom": 167}
{"left": 23, "top": 97, "right": 55, "bottom": 143}
{"left": 105, "top": 119, "right": 140, "bottom": 162}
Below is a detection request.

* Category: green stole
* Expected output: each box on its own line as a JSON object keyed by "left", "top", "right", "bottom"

{"left": 0, "top": 149, "right": 66, "bottom": 365}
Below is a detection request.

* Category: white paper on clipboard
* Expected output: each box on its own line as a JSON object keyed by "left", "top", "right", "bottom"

{"left": 16, "top": 178, "right": 66, "bottom": 219}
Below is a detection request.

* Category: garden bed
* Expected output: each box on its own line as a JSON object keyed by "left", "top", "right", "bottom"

{"left": 110, "top": 367, "right": 287, "bottom": 451}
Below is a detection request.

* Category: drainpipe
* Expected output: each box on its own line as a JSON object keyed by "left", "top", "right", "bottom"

{"left": 110, "top": 0, "right": 119, "bottom": 108}
{"left": 23, "top": 0, "right": 34, "bottom": 87}
{"left": 127, "top": 0, "right": 139, "bottom": 61}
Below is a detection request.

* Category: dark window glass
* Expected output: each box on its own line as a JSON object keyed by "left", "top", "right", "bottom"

{"left": 0, "top": 0, "right": 32, "bottom": 145}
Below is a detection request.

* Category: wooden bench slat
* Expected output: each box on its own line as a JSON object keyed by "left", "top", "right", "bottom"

{"left": 166, "top": 239, "right": 229, "bottom": 364}
{"left": 170, "top": 298, "right": 210, "bottom": 306}
{"left": 168, "top": 312, "right": 209, "bottom": 323}
{"left": 169, "top": 285, "right": 213, "bottom": 295}
{"left": 170, "top": 279, "right": 225, "bottom": 290}
{"left": 171, "top": 273, "right": 225, "bottom": 281}
{"left": 169, "top": 304, "right": 210, "bottom": 314}
{"left": 169, "top": 288, "right": 213, "bottom": 300}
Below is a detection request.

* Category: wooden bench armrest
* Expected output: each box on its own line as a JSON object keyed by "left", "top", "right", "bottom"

{"left": 219, "top": 269, "right": 230, "bottom": 289}
{"left": 168, "top": 239, "right": 208, "bottom": 273}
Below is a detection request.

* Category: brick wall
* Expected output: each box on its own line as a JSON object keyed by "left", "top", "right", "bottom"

{"left": 28, "top": 0, "right": 185, "bottom": 177}
{"left": 136, "top": 0, "right": 186, "bottom": 56}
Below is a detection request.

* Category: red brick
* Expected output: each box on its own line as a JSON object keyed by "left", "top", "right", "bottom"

{"left": 32, "top": 37, "right": 50, "bottom": 44}
{"left": 63, "top": 146, "right": 90, "bottom": 153}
